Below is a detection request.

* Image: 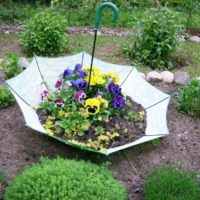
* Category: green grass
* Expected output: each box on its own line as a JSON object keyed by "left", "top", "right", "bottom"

{"left": 175, "top": 42, "right": 200, "bottom": 77}
{"left": 145, "top": 167, "right": 200, "bottom": 200}
{"left": 0, "top": 33, "right": 200, "bottom": 78}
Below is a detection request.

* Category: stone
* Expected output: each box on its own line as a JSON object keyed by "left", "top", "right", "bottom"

{"left": 196, "top": 77, "right": 200, "bottom": 81}
{"left": 18, "top": 57, "right": 30, "bottom": 69}
{"left": 189, "top": 36, "right": 200, "bottom": 43}
{"left": 139, "top": 72, "right": 145, "bottom": 79}
{"left": 179, "top": 36, "right": 186, "bottom": 42}
{"left": 161, "top": 71, "right": 174, "bottom": 83}
{"left": 174, "top": 71, "right": 190, "bottom": 85}
{"left": 146, "top": 71, "right": 161, "bottom": 82}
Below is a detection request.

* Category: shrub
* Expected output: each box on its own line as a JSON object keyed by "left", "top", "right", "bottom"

{"left": 0, "top": 52, "right": 22, "bottom": 80}
{"left": 123, "top": 7, "right": 183, "bottom": 70}
{"left": 0, "top": 86, "right": 14, "bottom": 109}
{"left": 21, "top": 8, "right": 68, "bottom": 56}
{"left": 145, "top": 167, "right": 200, "bottom": 200}
{"left": 0, "top": 171, "right": 6, "bottom": 183}
{"left": 4, "top": 158, "right": 127, "bottom": 200}
{"left": 175, "top": 79, "right": 200, "bottom": 117}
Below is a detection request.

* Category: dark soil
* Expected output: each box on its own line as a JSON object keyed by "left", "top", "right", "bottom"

{"left": 1, "top": 80, "right": 200, "bottom": 200}
{"left": 188, "top": 29, "right": 200, "bottom": 37}
{"left": 38, "top": 97, "right": 146, "bottom": 151}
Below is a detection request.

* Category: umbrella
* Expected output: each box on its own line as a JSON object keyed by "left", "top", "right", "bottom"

{"left": 6, "top": 51, "right": 170, "bottom": 155}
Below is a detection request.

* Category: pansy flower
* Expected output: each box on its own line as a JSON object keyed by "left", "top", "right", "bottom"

{"left": 74, "top": 90, "right": 87, "bottom": 103}
{"left": 41, "top": 90, "right": 49, "bottom": 100}
{"left": 108, "top": 83, "right": 122, "bottom": 96}
{"left": 74, "top": 64, "right": 82, "bottom": 72}
{"left": 55, "top": 98, "right": 64, "bottom": 107}
{"left": 113, "top": 95, "right": 125, "bottom": 109}
{"left": 71, "top": 78, "right": 88, "bottom": 90}
{"left": 55, "top": 80, "right": 63, "bottom": 89}
{"left": 85, "top": 98, "right": 101, "bottom": 115}
{"left": 63, "top": 69, "right": 74, "bottom": 79}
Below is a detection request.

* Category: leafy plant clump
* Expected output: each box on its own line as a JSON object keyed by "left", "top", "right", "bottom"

{"left": 123, "top": 7, "right": 183, "bottom": 70}
{"left": 144, "top": 167, "right": 200, "bottom": 200}
{"left": 0, "top": 52, "right": 22, "bottom": 80}
{"left": 4, "top": 158, "right": 127, "bottom": 200}
{"left": 0, "top": 86, "right": 14, "bottom": 109}
{"left": 21, "top": 8, "right": 67, "bottom": 56}
{"left": 38, "top": 64, "right": 146, "bottom": 153}
{"left": 175, "top": 79, "right": 200, "bottom": 117}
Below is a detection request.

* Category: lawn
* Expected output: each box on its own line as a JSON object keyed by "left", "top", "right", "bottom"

{"left": 0, "top": 33, "right": 200, "bottom": 77}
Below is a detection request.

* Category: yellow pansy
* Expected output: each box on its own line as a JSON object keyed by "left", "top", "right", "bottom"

{"left": 102, "top": 72, "right": 120, "bottom": 84}
{"left": 85, "top": 98, "right": 101, "bottom": 115}
{"left": 83, "top": 66, "right": 100, "bottom": 74}
{"left": 96, "top": 96, "right": 108, "bottom": 108}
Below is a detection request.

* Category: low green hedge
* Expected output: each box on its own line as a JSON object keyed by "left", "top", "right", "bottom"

{"left": 4, "top": 158, "right": 127, "bottom": 200}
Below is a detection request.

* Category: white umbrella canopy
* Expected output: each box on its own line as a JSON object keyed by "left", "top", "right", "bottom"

{"left": 6, "top": 52, "right": 170, "bottom": 155}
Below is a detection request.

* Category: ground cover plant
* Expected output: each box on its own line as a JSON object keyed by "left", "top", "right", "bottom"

{"left": 0, "top": 86, "right": 14, "bottom": 109}
{"left": 38, "top": 64, "right": 146, "bottom": 153}
{"left": 175, "top": 79, "right": 200, "bottom": 117}
{"left": 0, "top": 52, "right": 21, "bottom": 80}
{"left": 4, "top": 158, "right": 127, "bottom": 200}
{"left": 21, "top": 8, "right": 68, "bottom": 56}
{"left": 123, "top": 7, "right": 183, "bottom": 70}
{"left": 144, "top": 166, "right": 200, "bottom": 200}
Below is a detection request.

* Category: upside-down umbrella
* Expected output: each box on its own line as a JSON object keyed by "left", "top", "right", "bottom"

{"left": 5, "top": 3, "right": 171, "bottom": 155}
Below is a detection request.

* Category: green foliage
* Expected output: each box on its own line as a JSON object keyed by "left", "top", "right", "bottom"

{"left": 0, "top": 86, "right": 14, "bottom": 109}
{"left": 0, "top": 52, "right": 22, "bottom": 80}
{"left": 4, "top": 158, "right": 127, "bottom": 200}
{"left": 144, "top": 167, "right": 200, "bottom": 200}
{"left": 175, "top": 79, "right": 200, "bottom": 117}
{"left": 21, "top": 8, "right": 68, "bottom": 56}
{"left": 123, "top": 7, "right": 183, "bottom": 70}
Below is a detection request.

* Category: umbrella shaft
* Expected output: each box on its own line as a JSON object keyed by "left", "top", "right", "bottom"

{"left": 88, "top": 29, "right": 98, "bottom": 90}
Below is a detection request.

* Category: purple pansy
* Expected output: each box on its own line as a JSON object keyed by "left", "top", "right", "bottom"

{"left": 77, "top": 70, "right": 87, "bottom": 78}
{"left": 71, "top": 78, "right": 88, "bottom": 90}
{"left": 74, "top": 90, "right": 87, "bottom": 103}
{"left": 108, "top": 83, "right": 122, "bottom": 96}
{"left": 55, "top": 98, "right": 64, "bottom": 107}
{"left": 55, "top": 80, "right": 63, "bottom": 89}
{"left": 41, "top": 90, "right": 49, "bottom": 100}
{"left": 63, "top": 69, "right": 74, "bottom": 79}
{"left": 113, "top": 95, "right": 125, "bottom": 109}
{"left": 74, "top": 64, "right": 82, "bottom": 72}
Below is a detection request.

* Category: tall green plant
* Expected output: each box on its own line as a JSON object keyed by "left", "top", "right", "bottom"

{"left": 21, "top": 8, "right": 68, "bottom": 56}
{"left": 123, "top": 7, "right": 183, "bottom": 70}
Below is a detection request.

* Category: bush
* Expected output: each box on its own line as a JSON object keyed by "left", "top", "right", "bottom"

{"left": 145, "top": 167, "right": 200, "bottom": 200}
{"left": 124, "top": 7, "right": 183, "bottom": 70}
{"left": 0, "top": 52, "right": 22, "bottom": 80}
{"left": 175, "top": 79, "right": 200, "bottom": 117}
{"left": 21, "top": 9, "right": 68, "bottom": 56}
{"left": 4, "top": 158, "right": 127, "bottom": 200}
{"left": 0, "top": 86, "right": 14, "bottom": 109}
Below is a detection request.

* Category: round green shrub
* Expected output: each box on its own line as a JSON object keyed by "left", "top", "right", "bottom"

{"left": 124, "top": 7, "right": 183, "bottom": 70}
{"left": 0, "top": 86, "right": 14, "bottom": 109}
{"left": 176, "top": 79, "right": 200, "bottom": 117}
{"left": 21, "top": 8, "right": 67, "bottom": 56}
{"left": 145, "top": 167, "right": 200, "bottom": 200}
{"left": 4, "top": 158, "right": 127, "bottom": 200}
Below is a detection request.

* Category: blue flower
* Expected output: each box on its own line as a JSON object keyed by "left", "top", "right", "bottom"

{"left": 74, "top": 64, "right": 82, "bottom": 72}
{"left": 108, "top": 83, "right": 122, "bottom": 96}
{"left": 63, "top": 69, "right": 74, "bottom": 79}
{"left": 113, "top": 95, "right": 125, "bottom": 109}
{"left": 71, "top": 78, "right": 88, "bottom": 90}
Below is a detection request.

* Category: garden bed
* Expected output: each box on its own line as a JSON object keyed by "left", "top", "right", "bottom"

{"left": 1, "top": 81, "right": 200, "bottom": 200}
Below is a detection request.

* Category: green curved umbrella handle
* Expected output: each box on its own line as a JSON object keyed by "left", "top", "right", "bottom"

{"left": 95, "top": 2, "right": 119, "bottom": 30}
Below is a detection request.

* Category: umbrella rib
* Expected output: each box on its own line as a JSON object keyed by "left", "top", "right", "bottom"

{"left": 145, "top": 96, "right": 170, "bottom": 110}
{"left": 6, "top": 83, "right": 34, "bottom": 109}
{"left": 34, "top": 56, "right": 50, "bottom": 91}
{"left": 120, "top": 67, "right": 134, "bottom": 86}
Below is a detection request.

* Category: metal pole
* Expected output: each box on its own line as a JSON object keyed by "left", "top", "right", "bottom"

{"left": 88, "top": 28, "right": 98, "bottom": 89}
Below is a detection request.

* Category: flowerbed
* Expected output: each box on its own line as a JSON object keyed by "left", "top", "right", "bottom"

{"left": 38, "top": 64, "right": 146, "bottom": 153}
